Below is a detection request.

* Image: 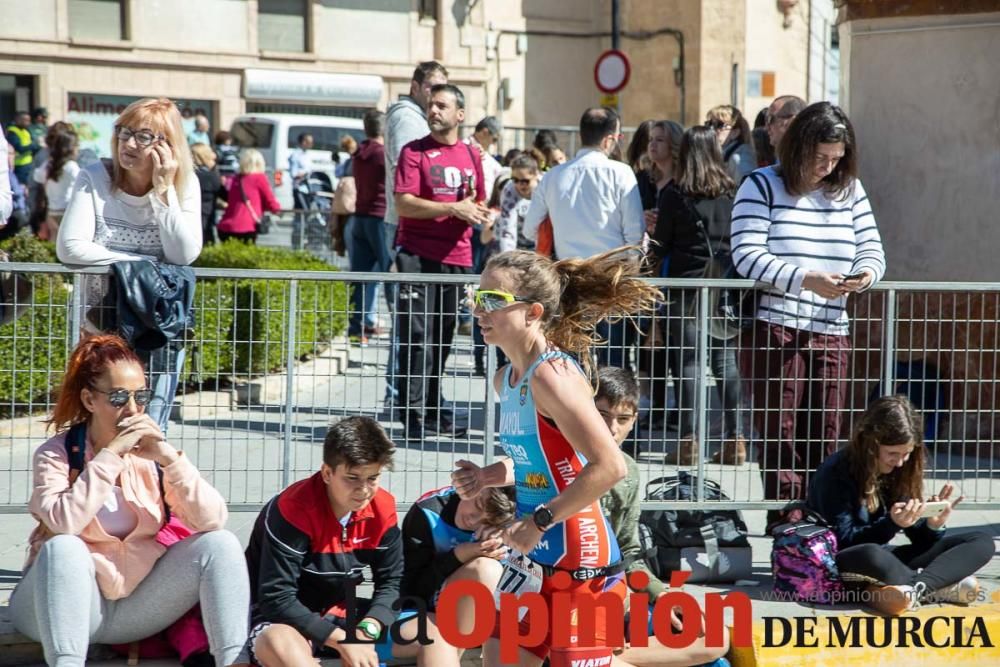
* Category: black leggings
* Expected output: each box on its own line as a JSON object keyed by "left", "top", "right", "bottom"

{"left": 836, "top": 530, "right": 994, "bottom": 592}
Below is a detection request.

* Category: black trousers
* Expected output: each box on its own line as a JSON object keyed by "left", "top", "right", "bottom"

{"left": 836, "top": 530, "right": 994, "bottom": 592}
{"left": 394, "top": 249, "right": 469, "bottom": 423}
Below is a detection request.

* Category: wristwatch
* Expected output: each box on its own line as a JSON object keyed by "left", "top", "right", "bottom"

{"left": 356, "top": 619, "right": 380, "bottom": 640}
{"left": 532, "top": 505, "right": 554, "bottom": 532}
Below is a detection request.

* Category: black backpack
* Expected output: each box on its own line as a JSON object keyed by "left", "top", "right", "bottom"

{"left": 638, "top": 472, "right": 751, "bottom": 582}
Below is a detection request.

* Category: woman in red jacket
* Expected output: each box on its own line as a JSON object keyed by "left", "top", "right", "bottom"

{"left": 217, "top": 148, "right": 280, "bottom": 243}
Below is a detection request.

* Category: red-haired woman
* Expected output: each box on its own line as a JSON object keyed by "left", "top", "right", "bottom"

{"left": 8, "top": 335, "right": 250, "bottom": 667}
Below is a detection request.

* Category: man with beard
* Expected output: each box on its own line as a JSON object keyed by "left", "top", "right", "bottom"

{"left": 393, "top": 84, "right": 490, "bottom": 438}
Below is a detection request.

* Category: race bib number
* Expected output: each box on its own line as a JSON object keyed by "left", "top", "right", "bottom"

{"left": 494, "top": 550, "right": 544, "bottom": 620}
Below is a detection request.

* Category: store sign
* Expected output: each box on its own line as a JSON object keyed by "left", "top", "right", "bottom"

{"left": 244, "top": 69, "right": 383, "bottom": 106}
{"left": 66, "top": 93, "right": 213, "bottom": 160}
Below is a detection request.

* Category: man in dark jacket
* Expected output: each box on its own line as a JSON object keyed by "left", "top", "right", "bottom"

{"left": 346, "top": 109, "right": 393, "bottom": 344}
{"left": 244, "top": 416, "right": 461, "bottom": 666}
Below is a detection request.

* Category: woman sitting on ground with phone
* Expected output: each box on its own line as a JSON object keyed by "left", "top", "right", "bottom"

{"left": 807, "top": 395, "right": 995, "bottom": 615}
{"left": 9, "top": 335, "right": 250, "bottom": 667}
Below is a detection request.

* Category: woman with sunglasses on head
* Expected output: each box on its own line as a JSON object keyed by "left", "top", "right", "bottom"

{"left": 9, "top": 335, "right": 250, "bottom": 667}
{"left": 451, "top": 248, "right": 660, "bottom": 667}
{"left": 807, "top": 396, "right": 994, "bottom": 615}
{"left": 56, "top": 98, "right": 201, "bottom": 431}
{"left": 705, "top": 105, "right": 755, "bottom": 182}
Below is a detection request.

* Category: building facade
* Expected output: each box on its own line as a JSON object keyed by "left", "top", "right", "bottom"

{"left": 1, "top": 0, "right": 835, "bottom": 154}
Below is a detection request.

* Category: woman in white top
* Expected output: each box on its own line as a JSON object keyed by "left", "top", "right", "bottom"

{"left": 33, "top": 123, "right": 80, "bottom": 239}
{"left": 57, "top": 97, "right": 201, "bottom": 431}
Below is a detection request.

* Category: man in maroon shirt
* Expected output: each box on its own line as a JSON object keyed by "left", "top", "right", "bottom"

{"left": 347, "top": 109, "right": 393, "bottom": 343}
{"left": 394, "top": 84, "right": 491, "bottom": 437}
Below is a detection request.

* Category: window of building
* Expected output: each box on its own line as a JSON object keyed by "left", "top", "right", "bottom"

{"left": 69, "top": 0, "right": 127, "bottom": 42}
{"left": 418, "top": 0, "right": 438, "bottom": 22}
{"left": 259, "top": 0, "right": 309, "bottom": 53}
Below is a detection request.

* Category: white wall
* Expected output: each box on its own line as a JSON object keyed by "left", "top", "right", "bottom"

{"left": 0, "top": 0, "right": 58, "bottom": 39}
{"left": 132, "top": 0, "right": 250, "bottom": 52}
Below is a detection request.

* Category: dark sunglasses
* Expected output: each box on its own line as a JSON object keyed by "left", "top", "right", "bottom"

{"left": 512, "top": 178, "right": 534, "bottom": 186}
{"left": 91, "top": 387, "right": 153, "bottom": 408}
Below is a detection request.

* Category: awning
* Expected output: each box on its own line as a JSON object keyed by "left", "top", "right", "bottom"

{"left": 244, "top": 69, "right": 383, "bottom": 106}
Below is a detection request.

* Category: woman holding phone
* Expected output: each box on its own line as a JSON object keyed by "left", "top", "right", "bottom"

{"left": 730, "top": 102, "right": 887, "bottom": 525}
{"left": 56, "top": 98, "right": 202, "bottom": 431}
{"left": 807, "top": 396, "right": 995, "bottom": 615}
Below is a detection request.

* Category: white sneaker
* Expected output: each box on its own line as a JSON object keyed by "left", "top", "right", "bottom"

{"left": 925, "top": 576, "right": 980, "bottom": 605}
{"left": 866, "top": 584, "right": 920, "bottom": 616}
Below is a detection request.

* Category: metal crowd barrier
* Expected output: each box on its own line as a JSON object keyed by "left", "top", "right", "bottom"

{"left": 1, "top": 264, "right": 999, "bottom": 512}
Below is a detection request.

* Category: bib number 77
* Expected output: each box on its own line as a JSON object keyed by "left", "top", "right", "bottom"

{"left": 494, "top": 550, "right": 544, "bottom": 620}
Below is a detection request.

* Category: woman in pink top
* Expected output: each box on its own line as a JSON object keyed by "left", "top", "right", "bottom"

{"left": 9, "top": 335, "right": 250, "bottom": 667}
{"left": 216, "top": 148, "right": 280, "bottom": 243}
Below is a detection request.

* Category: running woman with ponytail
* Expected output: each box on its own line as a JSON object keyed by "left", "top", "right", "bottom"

{"left": 452, "top": 247, "right": 660, "bottom": 667}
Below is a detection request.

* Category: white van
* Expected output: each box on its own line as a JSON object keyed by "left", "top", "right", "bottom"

{"left": 229, "top": 113, "right": 365, "bottom": 210}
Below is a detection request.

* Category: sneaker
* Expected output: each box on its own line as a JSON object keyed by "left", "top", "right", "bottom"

{"left": 664, "top": 436, "right": 698, "bottom": 466}
{"left": 425, "top": 418, "right": 468, "bottom": 437}
{"left": 925, "top": 575, "right": 979, "bottom": 605}
{"left": 348, "top": 334, "right": 369, "bottom": 347}
{"left": 711, "top": 436, "right": 748, "bottom": 465}
{"left": 866, "top": 584, "right": 920, "bottom": 615}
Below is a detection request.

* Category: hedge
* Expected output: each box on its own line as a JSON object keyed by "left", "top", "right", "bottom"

{"left": 192, "top": 241, "right": 348, "bottom": 380}
{"left": 0, "top": 236, "right": 347, "bottom": 416}
{"left": 0, "top": 235, "right": 67, "bottom": 417}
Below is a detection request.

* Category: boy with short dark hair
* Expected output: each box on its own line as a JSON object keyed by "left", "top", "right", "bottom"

{"left": 244, "top": 416, "right": 459, "bottom": 666}
{"left": 596, "top": 367, "right": 731, "bottom": 667}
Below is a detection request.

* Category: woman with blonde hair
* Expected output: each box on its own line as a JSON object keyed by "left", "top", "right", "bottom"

{"left": 706, "top": 104, "right": 755, "bottom": 181}
{"left": 56, "top": 97, "right": 202, "bottom": 431}
{"left": 216, "top": 148, "right": 280, "bottom": 244}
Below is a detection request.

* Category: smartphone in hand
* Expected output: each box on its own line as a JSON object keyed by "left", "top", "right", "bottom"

{"left": 919, "top": 500, "right": 951, "bottom": 518}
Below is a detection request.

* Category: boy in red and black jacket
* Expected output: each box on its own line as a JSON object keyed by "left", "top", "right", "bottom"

{"left": 243, "top": 416, "right": 460, "bottom": 666}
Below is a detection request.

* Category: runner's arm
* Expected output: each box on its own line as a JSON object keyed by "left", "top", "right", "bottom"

{"left": 531, "top": 361, "right": 627, "bottom": 524}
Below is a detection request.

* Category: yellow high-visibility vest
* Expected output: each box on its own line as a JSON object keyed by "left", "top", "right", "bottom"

{"left": 6, "top": 125, "right": 33, "bottom": 167}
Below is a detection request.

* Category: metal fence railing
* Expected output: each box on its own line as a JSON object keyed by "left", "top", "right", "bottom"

{"left": 2, "top": 265, "right": 999, "bottom": 512}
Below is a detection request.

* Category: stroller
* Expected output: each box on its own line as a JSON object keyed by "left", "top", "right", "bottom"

{"left": 292, "top": 171, "right": 335, "bottom": 255}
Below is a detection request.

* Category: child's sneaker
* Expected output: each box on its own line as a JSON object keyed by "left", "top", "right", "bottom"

{"left": 924, "top": 575, "right": 979, "bottom": 605}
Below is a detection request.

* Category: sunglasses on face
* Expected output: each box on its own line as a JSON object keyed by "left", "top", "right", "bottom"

{"left": 512, "top": 178, "right": 534, "bottom": 186}
{"left": 473, "top": 289, "right": 531, "bottom": 313}
{"left": 706, "top": 119, "right": 732, "bottom": 131}
{"left": 115, "top": 125, "right": 164, "bottom": 148}
{"left": 91, "top": 387, "right": 153, "bottom": 408}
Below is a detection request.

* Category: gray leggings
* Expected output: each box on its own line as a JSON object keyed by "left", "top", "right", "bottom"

{"left": 9, "top": 531, "right": 249, "bottom": 667}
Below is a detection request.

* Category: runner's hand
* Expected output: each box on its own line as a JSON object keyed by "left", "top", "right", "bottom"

{"left": 452, "top": 459, "right": 486, "bottom": 499}
{"left": 335, "top": 640, "right": 380, "bottom": 667}
{"left": 455, "top": 536, "right": 507, "bottom": 563}
{"left": 504, "top": 518, "right": 544, "bottom": 554}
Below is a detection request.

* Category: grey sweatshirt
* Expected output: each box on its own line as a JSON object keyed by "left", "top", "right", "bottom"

{"left": 383, "top": 95, "right": 430, "bottom": 226}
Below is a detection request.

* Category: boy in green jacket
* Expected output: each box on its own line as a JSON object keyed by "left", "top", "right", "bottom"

{"left": 596, "top": 366, "right": 730, "bottom": 667}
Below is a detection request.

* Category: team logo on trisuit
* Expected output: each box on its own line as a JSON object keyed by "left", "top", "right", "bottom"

{"left": 519, "top": 383, "right": 528, "bottom": 406}
{"left": 522, "top": 472, "right": 550, "bottom": 489}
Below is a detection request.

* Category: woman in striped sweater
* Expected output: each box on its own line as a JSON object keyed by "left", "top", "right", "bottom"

{"left": 730, "top": 102, "right": 886, "bottom": 525}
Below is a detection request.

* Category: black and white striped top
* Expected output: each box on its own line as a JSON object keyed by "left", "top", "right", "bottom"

{"left": 730, "top": 166, "right": 886, "bottom": 336}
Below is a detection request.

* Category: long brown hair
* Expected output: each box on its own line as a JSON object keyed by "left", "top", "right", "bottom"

{"left": 47, "top": 126, "right": 79, "bottom": 183}
{"left": 846, "top": 395, "right": 925, "bottom": 513}
{"left": 47, "top": 335, "right": 144, "bottom": 432}
{"left": 777, "top": 101, "right": 858, "bottom": 200}
{"left": 675, "top": 125, "right": 735, "bottom": 199}
{"left": 484, "top": 247, "right": 662, "bottom": 379}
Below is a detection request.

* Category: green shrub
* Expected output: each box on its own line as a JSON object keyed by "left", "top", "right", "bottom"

{"left": 193, "top": 241, "right": 348, "bottom": 379}
{"left": 0, "top": 234, "right": 67, "bottom": 417}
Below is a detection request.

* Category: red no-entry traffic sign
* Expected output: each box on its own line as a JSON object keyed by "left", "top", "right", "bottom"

{"left": 594, "top": 49, "right": 631, "bottom": 94}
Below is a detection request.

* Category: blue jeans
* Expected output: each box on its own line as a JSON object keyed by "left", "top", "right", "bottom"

{"left": 346, "top": 214, "right": 396, "bottom": 334}
{"left": 144, "top": 343, "right": 186, "bottom": 434}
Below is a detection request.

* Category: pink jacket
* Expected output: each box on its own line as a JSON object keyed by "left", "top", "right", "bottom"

{"left": 217, "top": 172, "right": 281, "bottom": 234}
{"left": 26, "top": 432, "right": 228, "bottom": 600}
